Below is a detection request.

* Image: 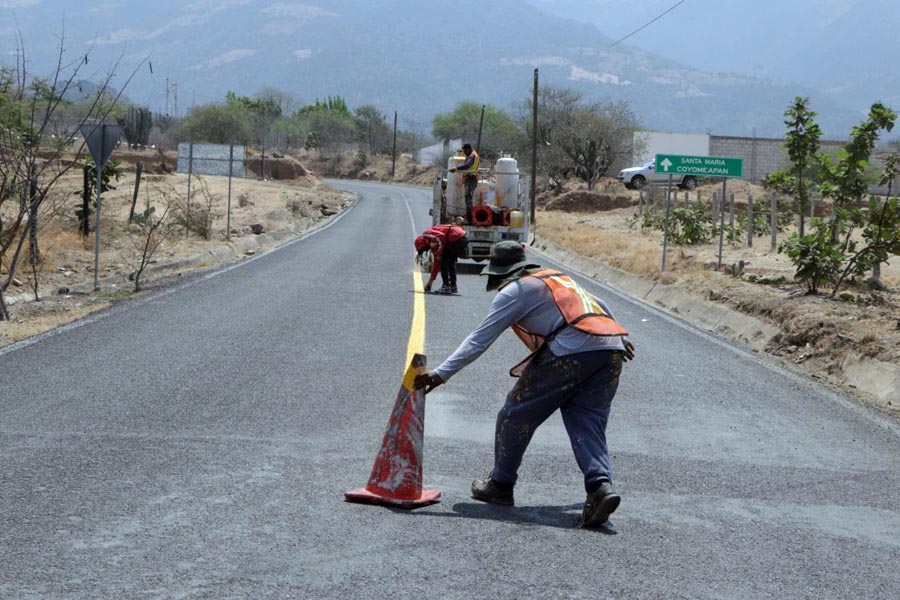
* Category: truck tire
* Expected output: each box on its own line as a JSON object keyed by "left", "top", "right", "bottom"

{"left": 680, "top": 176, "right": 698, "bottom": 190}
{"left": 630, "top": 175, "right": 646, "bottom": 190}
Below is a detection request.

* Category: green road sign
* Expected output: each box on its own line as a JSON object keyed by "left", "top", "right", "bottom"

{"left": 655, "top": 154, "right": 743, "bottom": 178}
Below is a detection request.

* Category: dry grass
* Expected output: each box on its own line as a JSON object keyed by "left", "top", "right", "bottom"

{"left": 536, "top": 198, "right": 900, "bottom": 410}
{"left": 537, "top": 209, "right": 663, "bottom": 276}
{"left": 2, "top": 150, "right": 353, "bottom": 347}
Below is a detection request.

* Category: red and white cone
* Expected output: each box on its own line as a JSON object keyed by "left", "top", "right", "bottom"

{"left": 345, "top": 353, "right": 441, "bottom": 509}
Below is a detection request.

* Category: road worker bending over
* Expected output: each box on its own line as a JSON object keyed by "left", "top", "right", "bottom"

{"left": 415, "top": 241, "right": 635, "bottom": 528}
{"left": 414, "top": 223, "right": 468, "bottom": 294}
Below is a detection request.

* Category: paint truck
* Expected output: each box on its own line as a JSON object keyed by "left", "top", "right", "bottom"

{"left": 431, "top": 154, "right": 530, "bottom": 261}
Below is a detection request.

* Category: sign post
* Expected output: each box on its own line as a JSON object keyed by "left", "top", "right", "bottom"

{"left": 81, "top": 124, "right": 122, "bottom": 290}
{"left": 656, "top": 154, "right": 743, "bottom": 272}
{"left": 661, "top": 175, "right": 673, "bottom": 272}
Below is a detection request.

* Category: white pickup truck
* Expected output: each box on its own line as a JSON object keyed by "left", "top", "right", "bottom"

{"left": 618, "top": 160, "right": 699, "bottom": 190}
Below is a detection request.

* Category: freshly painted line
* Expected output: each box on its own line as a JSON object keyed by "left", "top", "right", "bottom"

{"left": 403, "top": 192, "right": 425, "bottom": 367}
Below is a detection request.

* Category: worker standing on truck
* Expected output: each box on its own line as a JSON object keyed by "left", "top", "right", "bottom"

{"left": 448, "top": 142, "right": 479, "bottom": 224}
{"left": 414, "top": 223, "right": 468, "bottom": 294}
{"left": 414, "top": 241, "right": 635, "bottom": 529}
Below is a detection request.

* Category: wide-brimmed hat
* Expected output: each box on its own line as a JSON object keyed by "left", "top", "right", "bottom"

{"left": 480, "top": 241, "right": 540, "bottom": 289}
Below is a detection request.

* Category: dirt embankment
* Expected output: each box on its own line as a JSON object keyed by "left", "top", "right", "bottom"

{"left": 536, "top": 177, "right": 900, "bottom": 411}
{"left": 1, "top": 148, "right": 352, "bottom": 346}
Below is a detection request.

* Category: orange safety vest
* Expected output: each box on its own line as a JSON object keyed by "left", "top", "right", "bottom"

{"left": 508, "top": 269, "right": 628, "bottom": 376}
{"left": 512, "top": 268, "right": 628, "bottom": 349}
{"left": 532, "top": 269, "right": 628, "bottom": 337}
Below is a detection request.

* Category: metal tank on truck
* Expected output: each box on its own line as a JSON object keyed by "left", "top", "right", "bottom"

{"left": 432, "top": 152, "right": 529, "bottom": 261}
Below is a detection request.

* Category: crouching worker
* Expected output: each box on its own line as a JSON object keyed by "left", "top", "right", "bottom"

{"left": 414, "top": 223, "right": 468, "bottom": 294}
{"left": 414, "top": 241, "right": 635, "bottom": 528}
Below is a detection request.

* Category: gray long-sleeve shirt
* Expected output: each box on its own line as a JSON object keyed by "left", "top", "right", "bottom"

{"left": 434, "top": 275, "right": 627, "bottom": 382}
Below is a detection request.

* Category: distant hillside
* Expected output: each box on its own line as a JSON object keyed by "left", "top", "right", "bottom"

{"left": 0, "top": 0, "right": 866, "bottom": 138}
{"left": 527, "top": 0, "right": 900, "bottom": 127}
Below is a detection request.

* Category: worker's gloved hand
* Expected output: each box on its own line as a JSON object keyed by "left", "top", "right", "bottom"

{"left": 449, "top": 168, "right": 456, "bottom": 173}
{"left": 424, "top": 282, "right": 432, "bottom": 292}
{"left": 623, "top": 341, "right": 635, "bottom": 362}
{"left": 414, "top": 370, "right": 444, "bottom": 394}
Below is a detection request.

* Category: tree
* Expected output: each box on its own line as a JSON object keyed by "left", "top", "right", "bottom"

{"left": 0, "top": 32, "right": 136, "bottom": 320}
{"left": 176, "top": 103, "right": 254, "bottom": 144}
{"left": 432, "top": 102, "right": 520, "bottom": 160}
{"left": 520, "top": 86, "right": 639, "bottom": 190}
{"left": 293, "top": 97, "right": 356, "bottom": 155}
{"left": 778, "top": 103, "right": 899, "bottom": 296}
{"left": 354, "top": 105, "right": 392, "bottom": 155}
{"left": 119, "top": 105, "right": 153, "bottom": 148}
{"left": 764, "top": 97, "right": 821, "bottom": 236}
{"left": 226, "top": 90, "right": 282, "bottom": 144}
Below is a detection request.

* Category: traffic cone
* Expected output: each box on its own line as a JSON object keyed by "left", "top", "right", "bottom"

{"left": 345, "top": 353, "right": 441, "bottom": 509}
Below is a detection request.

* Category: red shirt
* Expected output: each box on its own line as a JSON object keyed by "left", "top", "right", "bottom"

{"left": 422, "top": 225, "right": 466, "bottom": 279}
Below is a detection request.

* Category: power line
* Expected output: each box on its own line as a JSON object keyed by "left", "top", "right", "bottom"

{"left": 606, "top": 0, "right": 687, "bottom": 50}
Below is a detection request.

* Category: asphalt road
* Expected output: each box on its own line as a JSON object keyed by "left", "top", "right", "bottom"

{"left": 1, "top": 179, "right": 898, "bottom": 599}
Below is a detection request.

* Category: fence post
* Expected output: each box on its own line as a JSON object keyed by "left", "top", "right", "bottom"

{"left": 186, "top": 141, "right": 194, "bottom": 224}
{"left": 747, "top": 194, "right": 754, "bottom": 247}
{"left": 770, "top": 192, "right": 777, "bottom": 251}
{"left": 226, "top": 142, "right": 234, "bottom": 242}
{"left": 729, "top": 192, "right": 735, "bottom": 227}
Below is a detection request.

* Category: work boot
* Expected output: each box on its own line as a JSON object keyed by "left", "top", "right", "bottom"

{"left": 577, "top": 481, "right": 620, "bottom": 529}
{"left": 449, "top": 284, "right": 459, "bottom": 294}
{"left": 471, "top": 478, "right": 514, "bottom": 506}
{"left": 439, "top": 284, "right": 452, "bottom": 294}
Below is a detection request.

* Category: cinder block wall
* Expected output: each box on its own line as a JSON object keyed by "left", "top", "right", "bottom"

{"left": 709, "top": 136, "right": 847, "bottom": 183}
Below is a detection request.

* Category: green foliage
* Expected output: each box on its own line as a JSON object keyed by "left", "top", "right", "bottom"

{"left": 131, "top": 205, "right": 157, "bottom": 226}
{"left": 119, "top": 106, "right": 153, "bottom": 148}
{"left": 764, "top": 97, "right": 821, "bottom": 234}
{"left": 771, "top": 102, "right": 900, "bottom": 295}
{"left": 296, "top": 96, "right": 351, "bottom": 117}
{"left": 627, "top": 203, "right": 715, "bottom": 245}
{"left": 74, "top": 158, "right": 123, "bottom": 205}
{"left": 226, "top": 91, "right": 282, "bottom": 120}
{"left": 817, "top": 103, "right": 896, "bottom": 214}
{"left": 177, "top": 103, "right": 254, "bottom": 144}
{"left": 353, "top": 105, "right": 392, "bottom": 155}
{"left": 669, "top": 203, "right": 714, "bottom": 245}
{"left": 432, "top": 101, "right": 520, "bottom": 160}
{"left": 779, "top": 225, "right": 844, "bottom": 294}
{"left": 521, "top": 86, "right": 638, "bottom": 189}
{"left": 626, "top": 209, "right": 664, "bottom": 233}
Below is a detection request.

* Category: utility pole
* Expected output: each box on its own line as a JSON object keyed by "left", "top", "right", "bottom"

{"left": 391, "top": 111, "right": 398, "bottom": 178}
{"left": 530, "top": 69, "right": 538, "bottom": 233}
{"left": 173, "top": 82, "right": 178, "bottom": 118}
{"left": 165, "top": 78, "right": 170, "bottom": 115}
{"left": 476, "top": 105, "right": 485, "bottom": 155}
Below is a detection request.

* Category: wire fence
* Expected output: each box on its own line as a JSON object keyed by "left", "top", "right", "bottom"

{"left": 636, "top": 186, "right": 836, "bottom": 252}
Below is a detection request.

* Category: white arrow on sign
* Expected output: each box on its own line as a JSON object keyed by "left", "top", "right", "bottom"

{"left": 661, "top": 158, "right": 673, "bottom": 172}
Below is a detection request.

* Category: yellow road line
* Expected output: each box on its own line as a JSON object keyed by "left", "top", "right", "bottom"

{"left": 406, "top": 268, "right": 426, "bottom": 370}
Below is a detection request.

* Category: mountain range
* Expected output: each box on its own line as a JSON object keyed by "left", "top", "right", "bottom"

{"left": 1, "top": 0, "right": 894, "bottom": 139}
